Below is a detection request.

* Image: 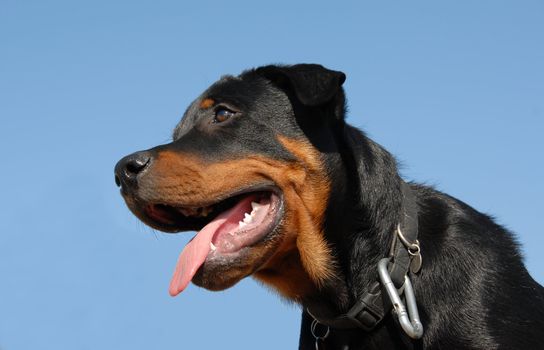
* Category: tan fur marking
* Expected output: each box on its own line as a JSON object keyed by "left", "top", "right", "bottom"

{"left": 199, "top": 98, "right": 215, "bottom": 109}
{"left": 276, "top": 136, "right": 336, "bottom": 287}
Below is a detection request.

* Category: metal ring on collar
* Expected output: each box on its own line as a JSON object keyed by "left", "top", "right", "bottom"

{"left": 397, "top": 224, "right": 420, "bottom": 251}
{"left": 310, "top": 319, "right": 330, "bottom": 340}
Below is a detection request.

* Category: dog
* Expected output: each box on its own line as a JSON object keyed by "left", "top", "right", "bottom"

{"left": 114, "top": 64, "right": 544, "bottom": 349}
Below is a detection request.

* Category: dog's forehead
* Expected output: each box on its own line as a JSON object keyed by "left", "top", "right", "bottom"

{"left": 204, "top": 73, "right": 267, "bottom": 103}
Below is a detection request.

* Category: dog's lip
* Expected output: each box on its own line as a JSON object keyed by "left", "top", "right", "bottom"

{"left": 137, "top": 183, "right": 282, "bottom": 233}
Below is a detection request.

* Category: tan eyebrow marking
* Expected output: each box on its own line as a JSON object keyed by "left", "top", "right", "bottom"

{"left": 199, "top": 98, "right": 215, "bottom": 109}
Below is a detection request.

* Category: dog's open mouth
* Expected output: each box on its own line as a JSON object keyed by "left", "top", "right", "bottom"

{"left": 141, "top": 189, "right": 283, "bottom": 296}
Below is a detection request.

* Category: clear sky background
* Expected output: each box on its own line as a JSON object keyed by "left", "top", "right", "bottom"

{"left": 1, "top": 1, "right": 543, "bottom": 349}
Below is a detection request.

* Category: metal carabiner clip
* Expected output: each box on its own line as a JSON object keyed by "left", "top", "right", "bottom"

{"left": 377, "top": 258, "right": 424, "bottom": 339}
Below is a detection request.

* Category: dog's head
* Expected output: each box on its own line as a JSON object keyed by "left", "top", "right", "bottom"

{"left": 115, "top": 64, "right": 350, "bottom": 301}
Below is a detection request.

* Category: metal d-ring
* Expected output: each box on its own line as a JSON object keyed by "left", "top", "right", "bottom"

{"left": 396, "top": 224, "right": 419, "bottom": 251}
{"left": 377, "top": 258, "right": 424, "bottom": 339}
{"left": 310, "top": 319, "right": 330, "bottom": 350}
{"left": 310, "top": 319, "right": 330, "bottom": 339}
{"left": 397, "top": 225, "right": 423, "bottom": 274}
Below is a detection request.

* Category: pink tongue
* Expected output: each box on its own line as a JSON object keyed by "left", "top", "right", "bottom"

{"left": 168, "top": 196, "right": 253, "bottom": 296}
{"left": 168, "top": 215, "right": 226, "bottom": 296}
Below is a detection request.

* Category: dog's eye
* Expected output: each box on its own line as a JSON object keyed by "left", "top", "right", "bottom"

{"left": 213, "top": 107, "right": 236, "bottom": 123}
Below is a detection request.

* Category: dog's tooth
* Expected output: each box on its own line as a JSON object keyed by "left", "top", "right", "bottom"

{"left": 250, "top": 204, "right": 259, "bottom": 216}
{"left": 179, "top": 208, "right": 191, "bottom": 216}
{"left": 239, "top": 221, "right": 247, "bottom": 228}
{"left": 210, "top": 242, "right": 216, "bottom": 251}
{"left": 251, "top": 201, "right": 261, "bottom": 210}
{"left": 243, "top": 213, "right": 253, "bottom": 223}
{"left": 184, "top": 207, "right": 198, "bottom": 216}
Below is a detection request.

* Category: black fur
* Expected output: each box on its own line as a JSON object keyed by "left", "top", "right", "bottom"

{"left": 116, "top": 64, "right": 544, "bottom": 349}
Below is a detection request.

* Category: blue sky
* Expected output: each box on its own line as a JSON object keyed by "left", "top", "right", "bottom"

{"left": 1, "top": 1, "right": 543, "bottom": 349}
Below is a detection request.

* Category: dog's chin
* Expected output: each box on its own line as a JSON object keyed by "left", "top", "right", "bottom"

{"left": 191, "top": 236, "right": 282, "bottom": 291}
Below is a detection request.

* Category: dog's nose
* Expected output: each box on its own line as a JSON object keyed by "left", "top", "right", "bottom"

{"left": 114, "top": 151, "right": 151, "bottom": 189}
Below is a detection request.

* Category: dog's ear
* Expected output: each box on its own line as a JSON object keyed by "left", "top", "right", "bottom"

{"left": 256, "top": 64, "right": 346, "bottom": 107}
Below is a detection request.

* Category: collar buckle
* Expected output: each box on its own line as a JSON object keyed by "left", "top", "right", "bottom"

{"left": 344, "top": 282, "right": 385, "bottom": 331}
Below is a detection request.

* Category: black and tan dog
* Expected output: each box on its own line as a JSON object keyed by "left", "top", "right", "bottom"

{"left": 115, "top": 64, "right": 544, "bottom": 349}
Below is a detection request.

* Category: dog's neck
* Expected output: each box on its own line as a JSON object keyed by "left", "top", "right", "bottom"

{"left": 301, "top": 124, "right": 404, "bottom": 319}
